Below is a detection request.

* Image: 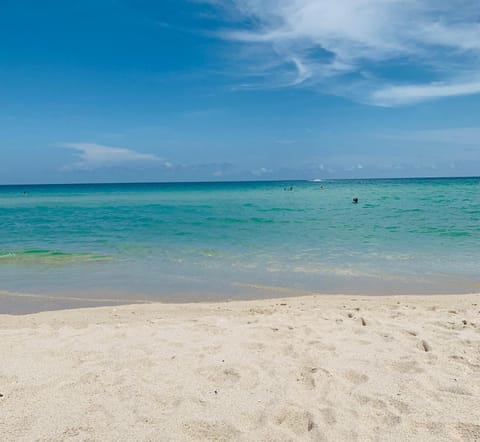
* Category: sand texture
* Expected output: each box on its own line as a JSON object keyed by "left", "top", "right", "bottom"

{"left": 1, "top": 294, "right": 480, "bottom": 441}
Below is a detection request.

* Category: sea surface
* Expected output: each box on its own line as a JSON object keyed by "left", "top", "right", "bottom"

{"left": 1, "top": 178, "right": 479, "bottom": 313}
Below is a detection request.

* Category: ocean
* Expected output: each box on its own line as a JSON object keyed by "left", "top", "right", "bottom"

{"left": 1, "top": 178, "right": 479, "bottom": 313}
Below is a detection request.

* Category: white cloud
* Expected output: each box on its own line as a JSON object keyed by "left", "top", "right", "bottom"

{"left": 61, "top": 143, "right": 169, "bottom": 170}
{"left": 372, "top": 80, "right": 480, "bottom": 106}
{"left": 211, "top": 0, "right": 480, "bottom": 105}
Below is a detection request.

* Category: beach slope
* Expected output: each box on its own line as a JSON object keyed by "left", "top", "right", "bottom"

{"left": 1, "top": 294, "right": 480, "bottom": 441}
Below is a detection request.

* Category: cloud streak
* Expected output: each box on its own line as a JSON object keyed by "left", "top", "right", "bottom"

{"left": 61, "top": 143, "right": 170, "bottom": 170}
{"left": 210, "top": 0, "right": 480, "bottom": 105}
{"left": 372, "top": 80, "right": 480, "bottom": 106}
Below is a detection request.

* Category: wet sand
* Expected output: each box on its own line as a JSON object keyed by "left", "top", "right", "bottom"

{"left": 1, "top": 293, "right": 480, "bottom": 441}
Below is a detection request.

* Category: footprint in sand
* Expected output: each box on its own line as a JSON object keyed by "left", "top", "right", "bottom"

{"left": 343, "top": 369, "right": 369, "bottom": 385}
{"left": 61, "top": 426, "right": 95, "bottom": 438}
{"left": 319, "top": 407, "right": 337, "bottom": 425}
{"left": 223, "top": 368, "right": 240, "bottom": 381}
{"left": 298, "top": 367, "right": 318, "bottom": 389}
{"left": 354, "top": 393, "right": 386, "bottom": 409}
{"left": 197, "top": 366, "right": 240, "bottom": 385}
{"left": 182, "top": 420, "right": 240, "bottom": 441}
{"left": 274, "top": 407, "right": 319, "bottom": 437}
{"left": 199, "top": 365, "right": 261, "bottom": 390}
{"left": 389, "top": 398, "right": 412, "bottom": 414}
{"left": 355, "top": 394, "right": 402, "bottom": 426}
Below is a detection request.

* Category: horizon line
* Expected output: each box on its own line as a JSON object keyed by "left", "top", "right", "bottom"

{"left": 1, "top": 175, "right": 479, "bottom": 187}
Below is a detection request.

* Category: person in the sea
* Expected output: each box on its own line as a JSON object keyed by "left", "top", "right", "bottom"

{"left": 352, "top": 197, "right": 358, "bottom": 203}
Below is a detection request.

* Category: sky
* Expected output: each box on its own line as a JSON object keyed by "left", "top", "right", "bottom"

{"left": 1, "top": 0, "right": 479, "bottom": 184}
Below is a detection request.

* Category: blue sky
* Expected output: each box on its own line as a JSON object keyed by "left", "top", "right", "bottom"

{"left": 1, "top": 0, "right": 479, "bottom": 183}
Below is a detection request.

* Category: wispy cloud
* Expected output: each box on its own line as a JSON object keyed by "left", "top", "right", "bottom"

{"left": 61, "top": 143, "right": 171, "bottom": 170}
{"left": 372, "top": 80, "right": 480, "bottom": 106}
{"left": 208, "top": 0, "right": 480, "bottom": 105}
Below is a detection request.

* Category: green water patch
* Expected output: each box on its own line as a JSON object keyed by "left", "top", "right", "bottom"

{"left": 0, "top": 249, "right": 112, "bottom": 265}
{"left": 438, "top": 230, "right": 471, "bottom": 237}
{"left": 249, "top": 217, "right": 275, "bottom": 224}
{"left": 259, "top": 207, "right": 303, "bottom": 213}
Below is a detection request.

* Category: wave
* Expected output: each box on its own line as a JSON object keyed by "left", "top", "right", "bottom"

{"left": 0, "top": 249, "right": 112, "bottom": 265}
{"left": 0, "top": 289, "right": 152, "bottom": 304}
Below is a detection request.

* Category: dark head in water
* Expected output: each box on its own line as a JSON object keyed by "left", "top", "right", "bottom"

{"left": 352, "top": 197, "right": 358, "bottom": 203}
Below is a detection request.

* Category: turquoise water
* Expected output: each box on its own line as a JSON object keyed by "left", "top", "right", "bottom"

{"left": 1, "top": 178, "right": 479, "bottom": 312}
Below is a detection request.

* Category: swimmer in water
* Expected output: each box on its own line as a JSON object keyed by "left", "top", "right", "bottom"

{"left": 352, "top": 197, "right": 358, "bottom": 203}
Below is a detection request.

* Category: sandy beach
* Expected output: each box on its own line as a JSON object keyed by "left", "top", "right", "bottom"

{"left": 1, "top": 293, "right": 480, "bottom": 441}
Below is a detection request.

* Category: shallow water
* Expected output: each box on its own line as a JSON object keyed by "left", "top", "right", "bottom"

{"left": 1, "top": 178, "right": 479, "bottom": 312}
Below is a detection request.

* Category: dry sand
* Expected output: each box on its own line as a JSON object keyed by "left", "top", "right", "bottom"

{"left": 1, "top": 293, "right": 480, "bottom": 441}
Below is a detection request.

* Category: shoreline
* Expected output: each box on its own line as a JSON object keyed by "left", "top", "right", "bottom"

{"left": 1, "top": 293, "right": 480, "bottom": 441}
{"left": 2, "top": 287, "right": 480, "bottom": 315}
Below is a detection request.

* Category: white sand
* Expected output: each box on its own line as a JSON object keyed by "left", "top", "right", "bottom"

{"left": 1, "top": 294, "right": 480, "bottom": 441}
